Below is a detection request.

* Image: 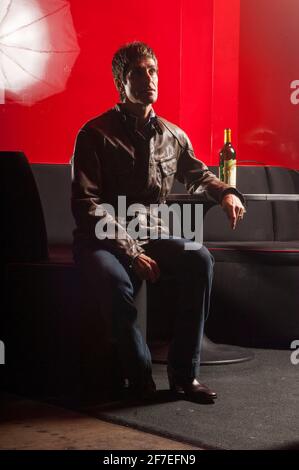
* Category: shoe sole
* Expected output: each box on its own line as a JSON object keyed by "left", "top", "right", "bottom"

{"left": 169, "top": 386, "right": 217, "bottom": 401}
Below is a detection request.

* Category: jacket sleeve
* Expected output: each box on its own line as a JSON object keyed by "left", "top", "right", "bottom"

{"left": 71, "top": 128, "right": 144, "bottom": 261}
{"left": 176, "top": 133, "right": 245, "bottom": 204}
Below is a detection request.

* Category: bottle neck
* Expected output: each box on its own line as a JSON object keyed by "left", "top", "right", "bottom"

{"left": 224, "top": 128, "right": 232, "bottom": 144}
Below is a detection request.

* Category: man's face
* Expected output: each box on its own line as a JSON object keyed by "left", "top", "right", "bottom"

{"left": 122, "top": 57, "right": 158, "bottom": 105}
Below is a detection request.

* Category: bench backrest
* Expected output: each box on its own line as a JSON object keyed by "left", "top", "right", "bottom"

{"left": 31, "top": 163, "right": 299, "bottom": 245}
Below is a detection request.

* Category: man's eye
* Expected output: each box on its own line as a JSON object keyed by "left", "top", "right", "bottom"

{"left": 149, "top": 68, "right": 157, "bottom": 75}
{"left": 131, "top": 69, "right": 142, "bottom": 77}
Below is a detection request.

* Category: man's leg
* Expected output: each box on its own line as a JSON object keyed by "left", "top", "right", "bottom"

{"left": 144, "top": 238, "right": 216, "bottom": 399}
{"left": 73, "top": 242, "right": 154, "bottom": 394}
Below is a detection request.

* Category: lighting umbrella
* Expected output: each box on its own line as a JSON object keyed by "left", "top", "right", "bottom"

{"left": 0, "top": 0, "right": 80, "bottom": 105}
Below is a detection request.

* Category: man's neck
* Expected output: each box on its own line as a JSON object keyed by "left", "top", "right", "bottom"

{"left": 121, "top": 102, "right": 153, "bottom": 128}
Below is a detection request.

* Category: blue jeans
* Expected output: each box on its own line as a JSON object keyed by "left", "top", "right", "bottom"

{"left": 73, "top": 237, "right": 214, "bottom": 385}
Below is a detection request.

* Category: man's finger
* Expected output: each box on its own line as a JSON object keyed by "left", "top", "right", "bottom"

{"left": 134, "top": 258, "right": 152, "bottom": 281}
{"left": 230, "top": 206, "right": 237, "bottom": 230}
{"left": 148, "top": 266, "right": 159, "bottom": 283}
{"left": 149, "top": 259, "right": 160, "bottom": 280}
{"left": 236, "top": 206, "right": 245, "bottom": 221}
{"left": 136, "top": 259, "right": 151, "bottom": 272}
{"left": 148, "top": 265, "right": 158, "bottom": 283}
{"left": 138, "top": 258, "right": 158, "bottom": 283}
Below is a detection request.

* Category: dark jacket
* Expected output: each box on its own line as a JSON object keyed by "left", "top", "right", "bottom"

{"left": 71, "top": 105, "right": 243, "bottom": 262}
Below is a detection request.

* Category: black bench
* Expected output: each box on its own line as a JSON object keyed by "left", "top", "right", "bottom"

{"left": 204, "top": 166, "right": 299, "bottom": 347}
{"left": 28, "top": 162, "right": 299, "bottom": 349}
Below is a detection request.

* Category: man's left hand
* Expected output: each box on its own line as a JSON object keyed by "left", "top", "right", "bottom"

{"left": 221, "top": 193, "right": 246, "bottom": 230}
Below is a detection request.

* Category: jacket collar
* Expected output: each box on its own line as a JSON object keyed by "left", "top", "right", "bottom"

{"left": 115, "top": 103, "right": 156, "bottom": 131}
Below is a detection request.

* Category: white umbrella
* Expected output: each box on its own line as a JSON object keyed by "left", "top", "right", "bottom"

{"left": 0, "top": 0, "right": 80, "bottom": 105}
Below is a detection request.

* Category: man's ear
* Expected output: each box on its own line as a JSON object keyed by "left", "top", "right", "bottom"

{"left": 115, "top": 78, "right": 124, "bottom": 93}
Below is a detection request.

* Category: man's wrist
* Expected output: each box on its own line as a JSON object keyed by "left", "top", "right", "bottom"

{"left": 221, "top": 187, "right": 245, "bottom": 205}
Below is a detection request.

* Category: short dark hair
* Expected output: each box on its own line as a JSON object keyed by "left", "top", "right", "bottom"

{"left": 112, "top": 41, "right": 158, "bottom": 101}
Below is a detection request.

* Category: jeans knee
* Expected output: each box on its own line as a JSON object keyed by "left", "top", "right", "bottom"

{"left": 181, "top": 245, "right": 214, "bottom": 279}
{"left": 109, "top": 272, "right": 134, "bottom": 299}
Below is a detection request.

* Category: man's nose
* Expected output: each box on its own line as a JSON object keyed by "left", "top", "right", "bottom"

{"left": 143, "top": 70, "right": 153, "bottom": 82}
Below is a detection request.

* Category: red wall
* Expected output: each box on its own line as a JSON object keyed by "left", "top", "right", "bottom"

{"left": 1, "top": 0, "right": 299, "bottom": 168}
{"left": 180, "top": 0, "right": 214, "bottom": 164}
{"left": 210, "top": 0, "right": 240, "bottom": 164}
{"left": 0, "top": 0, "right": 215, "bottom": 164}
{"left": 0, "top": 0, "right": 188, "bottom": 163}
{"left": 238, "top": 0, "right": 299, "bottom": 168}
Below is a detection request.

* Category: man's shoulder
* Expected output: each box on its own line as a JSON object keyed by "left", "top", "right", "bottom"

{"left": 157, "top": 116, "right": 189, "bottom": 148}
{"left": 80, "top": 107, "right": 119, "bottom": 135}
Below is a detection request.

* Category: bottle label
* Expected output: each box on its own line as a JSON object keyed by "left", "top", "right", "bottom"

{"left": 224, "top": 159, "right": 236, "bottom": 187}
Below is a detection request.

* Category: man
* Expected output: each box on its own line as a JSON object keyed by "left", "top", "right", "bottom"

{"left": 71, "top": 42, "right": 245, "bottom": 402}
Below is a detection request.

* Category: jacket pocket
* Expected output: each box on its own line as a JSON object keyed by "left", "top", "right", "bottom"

{"left": 158, "top": 155, "right": 177, "bottom": 200}
{"left": 159, "top": 155, "right": 177, "bottom": 177}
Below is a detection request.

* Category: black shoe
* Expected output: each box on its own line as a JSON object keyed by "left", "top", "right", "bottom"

{"left": 168, "top": 372, "right": 217, "bottom": 402}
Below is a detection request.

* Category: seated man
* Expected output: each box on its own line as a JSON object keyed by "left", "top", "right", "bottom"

{"left": 71, "top": 41, "right": 245, "bottom": 402}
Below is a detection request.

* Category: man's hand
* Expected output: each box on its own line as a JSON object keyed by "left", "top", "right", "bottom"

{"left": 132, "top": 253, "right": 160, "bottom": 283}
{"left": 221, "top": 193, "right": 246, "bottom": 230}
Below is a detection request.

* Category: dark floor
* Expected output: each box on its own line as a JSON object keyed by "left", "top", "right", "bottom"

{"left": 0, "top": 392, "right": 202, "bottom": 450}
{"left": 1, "top": 348, "right": 297, "bottom": 451}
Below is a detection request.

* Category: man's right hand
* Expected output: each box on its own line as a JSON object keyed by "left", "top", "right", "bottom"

{"left": 132, "top": 254, "right": 160, "bottom": 283}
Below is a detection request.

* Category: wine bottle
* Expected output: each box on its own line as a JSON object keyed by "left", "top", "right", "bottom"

{"left": 219, "top": 128, "right": 237, "bottom": 187}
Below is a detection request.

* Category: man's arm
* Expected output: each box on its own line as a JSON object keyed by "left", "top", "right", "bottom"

{"left": 176, "top": 133, "right": 246, "bottom": 229}
{"left": 71, "top": 128, "right": 145, "bottom": 262}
